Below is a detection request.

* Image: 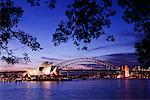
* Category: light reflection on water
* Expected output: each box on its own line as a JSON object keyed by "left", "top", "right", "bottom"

{"left": 0, "top": 80, "right": 150, "bottom": 100}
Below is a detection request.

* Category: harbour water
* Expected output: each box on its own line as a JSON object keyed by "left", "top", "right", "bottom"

{"left": 0, "top": 79, "right": 150, "bottom": 100}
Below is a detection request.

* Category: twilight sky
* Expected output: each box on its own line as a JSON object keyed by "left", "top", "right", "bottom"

{"left": 0, "top": 0, "right": 144, "bottom": 67}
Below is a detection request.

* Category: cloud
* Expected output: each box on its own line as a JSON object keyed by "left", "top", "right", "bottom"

{"left": 41, "top": 57, "right": 63, "bottom": 62}
{"left": 87, "top": 32, "right": 145, "bottom": 52}
{"left": 59, "top": 55, "right": 78, "bottom": 59}
{"left": 118, "top": 32, "right": 144, "bottom": 42}
{"left": 94, "top": 53, "right": 141, "bottom": 66}
{"left": 88, "top": 42, "right": 132, "bottom": 52}
{"left": 119, "top": 32, "right": 144, "bottom": 38}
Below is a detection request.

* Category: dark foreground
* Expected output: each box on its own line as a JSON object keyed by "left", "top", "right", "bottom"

{"left": 0, "top": 79, "right": 150, "bottom": 100}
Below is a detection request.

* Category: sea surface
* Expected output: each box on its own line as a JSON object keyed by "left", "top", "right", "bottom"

{"left": 0, "top": 79, "right": 150, "bottom": 100}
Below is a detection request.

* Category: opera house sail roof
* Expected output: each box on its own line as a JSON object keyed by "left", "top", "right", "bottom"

{"left": 25, "top": 62, "right": 58, "bottom": 76}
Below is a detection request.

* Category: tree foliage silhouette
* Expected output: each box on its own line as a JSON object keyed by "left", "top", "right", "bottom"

{"left": 135, "top": 23, "right": 150, "bottom": 68}
{"left": 0, "top": 0, "right": 150, "bottom": 67}
{"left": 118, "top": 0, "right": 150, "bottom": 68}
{"left": 52, "top": 0, "right": 116, "bottom": 50}
{"left": 0, "top": 0, "right": 42, "bottom": 64}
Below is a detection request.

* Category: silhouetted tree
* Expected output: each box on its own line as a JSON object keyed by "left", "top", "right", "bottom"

{"left": 0, "top": 0, "right": 150, "bottom": 67}
{"left": 0, "top": 0, "right": 42, "bottom": 64}
{"left": 135, "top": 23, "right": 150, "bottom": 68}
{"left": 118, "top": 0, "right": 150, "bottom": 68}
{"left": 52, "top": 0, "right": 116, "bottom": 50}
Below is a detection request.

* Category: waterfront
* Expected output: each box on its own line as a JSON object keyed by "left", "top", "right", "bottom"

{"left": 0, "top": 79, "right": 150, "bottom": 100}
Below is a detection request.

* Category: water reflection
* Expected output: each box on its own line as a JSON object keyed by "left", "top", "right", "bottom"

{"left": 41, "top": 81, "right": 58, "bottom": 89}
{"left": 0, "top": 80, "right": 150, "bottom": 100}
{"left": 24, "top": 81, "right": 59, "bottom": 100}
{"left": 124, "top": 80, "right": 130, "bottom": 99}
{"left": 124, "top": 79, "right": 150, "bottom": 99}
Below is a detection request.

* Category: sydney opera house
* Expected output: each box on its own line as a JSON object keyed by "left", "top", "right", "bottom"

{"left": 23, "top": 61, "right": 59, "bottom": 77}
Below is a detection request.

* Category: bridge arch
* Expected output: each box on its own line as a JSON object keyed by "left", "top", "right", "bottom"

{"left": 55, "top": 58, "right": 118, "bottom": 70}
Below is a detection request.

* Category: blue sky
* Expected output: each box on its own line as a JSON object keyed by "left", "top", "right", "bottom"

{"left": 0, "top": 0, "right": 144, "bottom": 67}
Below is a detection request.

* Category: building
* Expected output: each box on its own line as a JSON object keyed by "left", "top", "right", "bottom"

{"left": 125, "top": 65, "right": 130, "bottom": 78}
{"left": 24, "top": 61, "right": 59, "bottom": 77}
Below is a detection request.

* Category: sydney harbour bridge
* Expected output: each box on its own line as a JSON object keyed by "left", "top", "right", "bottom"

{"left": 55, "top": 58, "right": 120, "bottom": 70}
{"left": 53, "top": 58, "right": 150, "bottom": 79}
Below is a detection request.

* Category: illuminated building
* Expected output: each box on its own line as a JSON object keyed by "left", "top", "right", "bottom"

{"left": 125, "top": 65, "right": 130, "bottom": 78}
{"left": 24, "top": 62, "right": 59, "bottom": 76}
